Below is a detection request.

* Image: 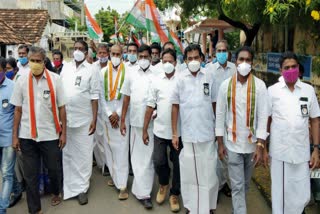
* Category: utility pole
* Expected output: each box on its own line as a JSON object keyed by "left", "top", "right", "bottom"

{"left": 80, "top": 0, "right": 85, "bottom": 26}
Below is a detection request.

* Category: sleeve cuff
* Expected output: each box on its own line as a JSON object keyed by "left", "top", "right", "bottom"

{"left": 170, "top": 99, "right": 179, "bottom": 104}
{"left": 146, "top": 101, "right": 156, "bottom": 108}
{"left": 90, "top": 94, "right": 99, "bottom": 100}
{"left": 107, "top": 110, "right": 113, "bottom": 117}
{"left": 255, "top": 130, "right": 267, "bottom": 140}
{"left": 215, "top": 128, "right": 225, "bottom": 136}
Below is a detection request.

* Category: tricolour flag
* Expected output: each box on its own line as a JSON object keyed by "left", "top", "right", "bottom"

{"left": 125, "top": 0, "right": 146, "bottom": 29}
{"left": 169, "top": 30, "right": 184, "bottom": 54}
{"left": 84, "top": 4, "right": 103, "bottom": 40}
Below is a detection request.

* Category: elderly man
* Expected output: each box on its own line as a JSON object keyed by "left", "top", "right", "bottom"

{"left": 120, "top": 44, "right": 155, "bottom": 209}
{"left": 0, "top": 57, "right": 16, "bottom": 213}
{"left": 60, "top": 40, "right": 100, "bottom": 205}
{"left": 171, "top": 44, "right": 219, "bottom": 214}
{"left": 268, "top": 51, "right": 320, "bottom": 214}
{"left": 216, "top": 46, "right": 268, "bottom": 214}
{"left": 100, "top": 44, "right": 129, "bottom": 200}
{"left": 10, "top": 46, "right": 66, "bottom": 214}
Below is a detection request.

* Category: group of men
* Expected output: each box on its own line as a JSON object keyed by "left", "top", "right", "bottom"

{"left": 0, "top": 38, "right": 319, "bottom": 214}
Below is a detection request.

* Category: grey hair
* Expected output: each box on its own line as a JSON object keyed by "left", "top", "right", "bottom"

{"left": 215, "top": 40, "right": 229, "bottom": 50}
{"left": 98, "top": 43, "right": 109, "bottom": 52}
{"left": 28, "top": 46, "right": 46, "bottom": 60}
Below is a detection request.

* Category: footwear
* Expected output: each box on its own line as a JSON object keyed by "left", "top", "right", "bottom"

{"left": 139, "top": 198, "right": 153, "bottom": 209}
{"left": 156, "top": 184, "right": 169, "bottom": 204}
{"left": 118, "top": 188, "right": 129, "bottom": 200}
{"left": 78, "top": 193, "right": 88, "bottom": 205}
{"left": 220, "top": 183, "right": 232, "bottom": 197}
{"left": 107, "top": 179, "right": 115, "bottom": 187}
{"left": 210, "top": 210, "right": 215, "bottom": 214}
{"left": 51, "top": 194, "right": 62, "bottom": 206}
{"left": 169, "top": 195, "right": 180, "bottom": 212}
{"left": 103, "top": 165, "right": 110, "bottom": 176}
{"left": 9, "top": 193, "right": 22, "bottom": 208}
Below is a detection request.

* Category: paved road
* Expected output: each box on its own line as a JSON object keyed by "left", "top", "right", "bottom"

{"left": 8, "top": 166, "right": 274, "bottom": 214}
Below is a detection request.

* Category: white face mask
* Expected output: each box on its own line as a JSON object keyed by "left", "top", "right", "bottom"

{"left": 163, "top": 62, "right": 175, "bottom": 74}
{"left": 111, "top": 57, "right": 121, "bottom": 67}
{"left": 188, "top": 60, "right": 200, "bottom": 72}
{"left": 138, "top": 59, "right": 150, "bottom": 70}
{"left": 237, "top": 62, "right": 252, "bottom": 76}
{"left": 73, "top": 50, "right": 85, "bottom": 62}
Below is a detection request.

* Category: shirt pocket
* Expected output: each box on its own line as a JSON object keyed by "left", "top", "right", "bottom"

{"left": 1, "top": 98, "right": 12, "bottom": 113}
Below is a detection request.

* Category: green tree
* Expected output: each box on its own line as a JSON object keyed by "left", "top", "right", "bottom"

{"left": 66, "top": 16, "right": 87, "bottom": 32}
{"left": 95, "top": 6, "right": 120, "bottom": 42}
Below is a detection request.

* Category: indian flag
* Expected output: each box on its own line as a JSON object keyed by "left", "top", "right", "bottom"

{"left": 125, "top": 0, "right": 147, "bottom": 29}
{"left": 169, "top": 30, "right": 183, "bottom": 54}
{"left": 84, "top": 4, "right": 103, "bottom": 40}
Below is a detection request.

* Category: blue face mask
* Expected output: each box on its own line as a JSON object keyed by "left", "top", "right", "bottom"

{"left": 212, "top": 57, "right": 217, "bottom": 64}
{"left": 18, "top": 57, "right": 28, "bottom": 65}
{"left": 123, "top": 54, "right": 128, "bottom": 60}
{"left": 5, "top": 70, "right": 15, "bottom": 79}
{"left": 128, "top": 54, "right": 137, "bottom": 63}
{"left": 201, "top": 62, "right": 206, "bottom": 68}
{"left": 216, "top": 52, "right": 228, "bottom": 65}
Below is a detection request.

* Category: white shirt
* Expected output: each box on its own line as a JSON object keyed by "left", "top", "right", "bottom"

{"left": 147, "top": 72, "right": 180, "bottom": 140}
{"left": 16, "top": 62, "right": 30, "bottom": 79}
{"left": 100, "top": 63, "right": 125, "bottom": 122}
{"left": 215, "top": 74, "right": 268, "bottom": 153}
{"left": 121, "top": 67, "right": 154, "bottom": 128}
{"left": 10, "top": 71, "right": 66, "bottom": 142}
{"left": 171, "top": 68, "right": 216, "bottom": 143}
{"left": 150, "top": 62, "right": 163, "bottom": 76}
{"left": 207, "top": 61, "right": 236, "bottom": 96}
{"left": 268, "top": 80, "right": 320, "bottom": 164}
{"left": 60, "top": 60, "right": 100, "bottom": 128}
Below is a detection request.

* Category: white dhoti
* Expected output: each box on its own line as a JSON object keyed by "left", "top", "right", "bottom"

{"left": 130, "top": 126, "right": 154, "bottom": 199}
{"left": 63, "top": 125, "right": 94, "bottom": 200}
{"left": 105, "top": 118, "right": 129, "bottom": 189}
{"left": 271, "top": 158, "right": 310, "bottom": 214}
{"left": 180, "top": 141, "right": 219, "bottom": 214}
{"left": 93, "top": 115, "right": 107, "bottom": 169}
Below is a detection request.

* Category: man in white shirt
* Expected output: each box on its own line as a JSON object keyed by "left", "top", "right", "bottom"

{"left": 268, "top": 51, "right": 320, "bottom": 214}
{"left": 143, "top": 49, "right": 182, "bottom": 212}
{"left": 15, "top": 45, "right": 30, "bottom": 79}
{"left": 120, "top": 44, "right": 154, "bottom": 209}
{"left": 208, "top": 40, "right": 236, "bottom": 197}
{"left": 100, "top": 44, "right": 129, "bottom": 200}
{"left": 60, "top": 40, "right": 100, "bottom": 205}
{"left": 171, "top": 44, "right": 218, "bottom": 214}
{"left": 215, "top": 46, "right": 268, "bottom": 214}
{"left": 150, "top": 42, "right": 161, "bottom": 66}
{"left": 10, "top": 46, "right": 66, "bottom": 214}
{"left": 125, "top": 43, "right": 139, "bottom": 71}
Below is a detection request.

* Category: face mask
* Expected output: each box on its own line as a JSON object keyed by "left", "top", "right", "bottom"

{"left": 212, "top": 57, "right": 217, "bottom": 63}
{"left": 152, "top": 56, "right": 160, "bottom": 63}
{"left": 99, "top": 57, "right": 108, "bottom": 64}
{"left": 237, "top": 62, "right": 252, "bottom": 76}
{"left": 188, "top": 60, "right": 200, "bottom": 72}
{"left": 111, "top": 57, "right": 121, "bottom": 67}
{"left": 138, "top": 59, "right": 150, "bottom": 70}
{"left": 0, "top": 72, "right": 5, "bottom": 83}
{"left": 123, "top": 54, "right": 128, "bottom": 60}
{"left": 282, "top": 67, "right": 299, "bottom": 83}
{"left": 53, "top": 60, "right": 62, "bottom": 68}
{"left": 216, "top": 52, "right": 228, "bottom": 65}
{"left": 201, "top": 62, "right": 206, "bottom": 68}
{"left": 5, "top": 70, "right": 15, "bottom": 79}
{"left": 128, "top": 54, "right": 137, "bottom": 63}
{"left": 18, "top": 57, "right": 28, "bottom": 65}
{"left": 29, "top": 61, "right": 44, "bottom": 76}
{"left": 73, "top": 50, "right": 85, "bottom": 62}
{"left": 163, "top": 62, "right": 175, "bottom": 74}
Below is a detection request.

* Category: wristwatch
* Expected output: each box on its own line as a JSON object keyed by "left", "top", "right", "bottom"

{"left": 312, "top": 144, "right": 320, "bottom": 150}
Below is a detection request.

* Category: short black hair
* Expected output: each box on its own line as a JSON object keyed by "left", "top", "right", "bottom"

{"left": 162, "top": 48, "right": 177, "bottom": 61}
{"left": 52, "top": 49, "right": 63, "bottom": 60}
{"left": 183, "top": 44, "right": 202, "bottom": 60}
{"left": 74, "top": 39, "right": 89, "bottom": 52}
{"left": 163, "top": 41, "right": 175, "bottom": 50}
{"left": 235, "top": 46, "right": 254, "bottom": 61}
{"left": 0, "top": 57, "right": 7, "bottom": 70}
{"left": 127, "top": 42, "right": 138, "bottom": 50}
{"left": 6, "top": 57, "right": 17, "bottom": 70}
{"left": 279, "top": 51, "right": 298, "bottom": 68}
{"left": 150, "top": 42, "right": 161, "bottom": 53}
{"left": 18, "top": 44, "right": 29, "bottom": 53}
{"left": 138, "top": 44, "right": 151, "bottom": 55}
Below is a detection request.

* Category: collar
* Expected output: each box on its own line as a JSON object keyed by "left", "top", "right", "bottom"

{"left": 185, "top": 67, "right": 206, "bottom": 77}
{"left": 31, "top": 70, "right": 48, "bottom": 80}
{"left": 280, "top": 78, "right": 302, "bottom": 89}
{"left": 161, "top": 71, "right": 177, "bottom": 80}
{"left": 217, "top": 61, "right": 232, "bottom": 70}
{"left": 72, "top": 59, "right": 90, "bottom": 69}
{"left": 138, "top": 67, "right": 151, "bottom": 73}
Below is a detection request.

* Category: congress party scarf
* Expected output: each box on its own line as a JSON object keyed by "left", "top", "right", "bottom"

{"left": 104, "top": 61, "right": 125, "bottom": 101}
{"left": 28, "top": 69, "right": 61, "bottom": 138}
{"left": 227, "top": 73, "right": 256, "bottom": 143}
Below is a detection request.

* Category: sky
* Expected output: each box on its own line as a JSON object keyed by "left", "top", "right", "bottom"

{"left": 85, "top": 0, "right": 136, "bottom": 15}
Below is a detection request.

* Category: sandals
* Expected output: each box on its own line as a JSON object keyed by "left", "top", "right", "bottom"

{"left": 51, "top": 195, "right": 62, "bottom": 206}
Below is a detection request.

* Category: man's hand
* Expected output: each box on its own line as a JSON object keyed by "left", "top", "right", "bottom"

{"left": 218, "top": 143, "right": 227, "bottom": 160}
{"left": 12, "top": 136, "right": 20, "bottom": 151}
{"left": 253, "top": 146, "right": 263, "bottom": 167}
{"left": 59, "top": 133, "right": 66, "bottom": 150}
{"left": 262, "top": 147, "right": 269, "bottom": 168}
{"left": 143, "top": 130, "right": 149, "bottom": 145}
{"left": 310, "top": 148, "right": 319, "bottom": 170}
{"left": 88, "top": 120, "right": 96, "bottom": 135}
{"left": 172, "top": 136, "right": 179, "bottom": 151}
{"left": 109, "top": 112, "right": 119, "bottom": 129}
{"left": 120, "top": 122, "right": 126, "bottom": 136}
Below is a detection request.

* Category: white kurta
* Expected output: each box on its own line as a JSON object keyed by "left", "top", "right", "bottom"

{"left": 180, "top": 141, "right": 219, "bottom": 213}
{"left": 93, "top": 115, "right": 107, "bottom": 169}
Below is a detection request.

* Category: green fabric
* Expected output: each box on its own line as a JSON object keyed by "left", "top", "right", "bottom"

{"left": 104, "top": 65, "right": 125, "bottom": 101}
